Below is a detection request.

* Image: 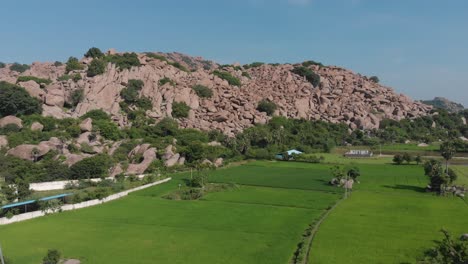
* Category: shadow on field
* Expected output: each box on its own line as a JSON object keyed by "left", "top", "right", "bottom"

{"left": 383, "top": 184, "right": 426, "bottom": 193}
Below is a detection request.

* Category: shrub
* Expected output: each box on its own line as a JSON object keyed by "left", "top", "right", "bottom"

{"left": 192, "top": 84, "right": 213, "bottom": 98}
{"left": 213, "top": 70, "right": 241, "bottom": 86}
{"left": 135, "top": 97, "right": 153, "bottom": 110}
{"left": 128, "top": 79, "right": 144, "bottom": 90}
{"left": 17, "top": 76, "right": 52, "bottom": 85}
{"left": 42, "top": 249, "right": 61, "bottom": 264}
{"left": 257, "top": 99, "right": 277, "bottom": 116}
{"left": 84, "top": 47, "right": 104, "bottom": 58}
{"left": 9, "top": 63, "right": 30, "bottom": 73}
{"left": 158, "top": 77, "right": 175, "bottom": 86}
{"left": 53, "top": 61, "right": 63, "bottom": 67}
{"left": 169, "top": 61, "right": 188, "bottom": 72}
{"left": 65, "top": 57, "right": 84, "bottom": 72}
{"left": 302, "top": 60, "right": 324, "bottom": 67}
{"left": 172, "top": 101, "right": 190, "bottom": 118}
{"left": 81, "top": 109, "right": 110, "bottom": 121}
{"left": 246, "top": 62, "right": 264, "bottom": 68}
{"left": 93, "top": 120, "right": 122, "bottom": 140}
{"left": 0, "top": 81, "right": 42, "bottom": 117}
{"left": 69, "top": 154, "right": 113, "bottom": 179}
{"left": 86, "top": 59, "right": 106, "bottom": 77}
{"left": 0, "top": 62, "right": 5, "bottom": 68}
{"left": 104, "top": 53, "right": 140, "bottom": 70}
{"left": 241, "top": 71, "right": 251, "bottom": 79}
{"left": 393, "top": 154, "right": 404, "bottom": 165}
{"left": 57, "top": 74, "right": 71, "bottom": 81}
{"left": 120, "top": 87, "right": 139, "bottom": 104}
{"left": 146, "top": 53, "right": 168, "bottom": 62}
{"left": 69, "top": 89, "right": 84, "bottom": 107}
{"left": 369, "top": 76, "right": 380, "bottom": 83}
{"left": 72, "top": 73, "right": 82, "bottom": 82}
{"left": 291, "top": 66, "right": 321, "bottom": 87}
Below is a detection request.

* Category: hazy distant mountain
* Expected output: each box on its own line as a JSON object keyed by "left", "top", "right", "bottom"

{"left": 421, "top": 97, "right": 465, "bottom": 113}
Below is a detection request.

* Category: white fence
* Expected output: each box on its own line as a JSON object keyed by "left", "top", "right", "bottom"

{"left": 30, "top": 175, "right": 147, "bottom": 191}
{"left": 0, "top": 177, "right": 171, "bottom": 225}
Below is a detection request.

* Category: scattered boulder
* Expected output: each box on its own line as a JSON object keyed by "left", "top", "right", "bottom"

{"left": 31, "top": 121, "right": 44, "bottom": 131}
{"left": 0, "top": 116, "right": 23, "bottom": 128}
{"left": 165, "top": 153, "right": 180, "bottom": 167}
{"left": 109, "top": 163, "right": 124, "bottom": 178}
{"left": 79, "top": 118, "right": 93, "bottom": 132}
{"left": 126, "top": 148, "right": 157, "bottom": 175}
{"left": 214, "top": 158, "right": 223, "bottom": 167}
{"left": 418, "top": 143, "right": 429, "bottom": 147}
{"left": 7, "top": 143, "right": 51, "bottom": 161}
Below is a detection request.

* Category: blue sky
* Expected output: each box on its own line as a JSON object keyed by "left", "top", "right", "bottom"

{"left": 1, "top": 0, "right": 467, "bottom": 105}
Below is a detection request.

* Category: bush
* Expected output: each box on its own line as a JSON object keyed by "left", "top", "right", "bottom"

{"left": 42, "top": 249, "right": 60, "bottom": 264}
{"left": 104, "top": 52, "right": 140, "bottom": 70}
{"left": 17, "top": 76, "right": 52, "bottom": 85}
{"left": 146, "top": 53, "right": 168, "bottom": 62}
{"left": 393, "top": 154, "right": 404, "bottom": 165}
{"left": 121, "top": 79, "right": 144, "bottom": 104}
{"left": 93, "top": 120, "right": 122, "bottom": 140}
{"left": 369, "top": 76, "right": 380, "bottom": 83}
{"left": 241, "top": 71, "right": 251, "bottom": 79}
{"left": 65, "top": 57, "right": 84, "bottom": 72}
{"left": 257, "top": 99, "right": 277, "bottom": 116}
{"left": 291, "top": 66, "right": 321, "bottom": 87}
{"left": 169, "top": 61, "right": 188, "bottom": 72}
{"left": 213, "top": 70, "right": 241, "bottom": 86}
{"left": 81, "top": 109, "right": 110, "bottom": 121}
{"left": 9, "top": 63, "right": 30, "bottom": 73}
{"left": 135, "top": 97, "right": 153, "bottom": 110}
{"left": 0, "top": 62, "right": 5, "bottom": 68}
{"left": 158, "top": 77, "right": 175, "bottom": 86}
{"left": 69, "top": 154, "right": 113, "bottom": 179}
{"left": 84, "top": 47, "right": 104, "bottom": 58}
{"left": 87, "top": 59, "right": 106, "bottom": 77}
{"left": 69, "top": 89, "right": 84, "bottom": 107}
{"left": 53, "top": 61, "right": 63, "bottom": 67}
{"left": 192, "top": 84, "right": 213, "bottom": 98}
{"left": 127, "top": 79, "right": 144, "bottom": 90}
{"left": 246, "top": 62, "right": 264, "bottom": 68}
{"left": 0, "top": 81, "right": 42, "bottom": 117}
{"left": 302, "top": 60, "right": 324, "bottom": 67}
{"left": 172, "top": 101, "right": 190, "bottom": 118}
{"left": 72, "top": 73, "right": 82, "bottom": 82}
{"left": 57, "top": 74, "right": 71, "bottom": 81}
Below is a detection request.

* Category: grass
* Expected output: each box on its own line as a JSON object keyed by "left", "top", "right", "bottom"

{"left": 0, "top": 162, "right": 340, "bottom": 264}
{"left": 309, "top": 161, "right": 468, "bottom": 264}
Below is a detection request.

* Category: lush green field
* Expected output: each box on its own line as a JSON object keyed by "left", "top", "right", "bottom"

{"left": 0, "top": 162, "right": 341, "bottom": 264}
{"left": 310, "top": 162, "right": 468, "bottom": 263}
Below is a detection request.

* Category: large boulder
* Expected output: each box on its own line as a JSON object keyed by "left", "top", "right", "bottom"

{"left": 165, "top": 153, "right": 180, "bottom": 167}
{"left": 7, "top": 143, "right": 51, "bottom": 161}
{"left": 126, "top": 148, "right": 157, "bottom": 175}
{"left": 0, "top": 116, "right": 23, "bottom": 128}
{"left": 79, "top": 118, "right": 93, "bottom": 132}
{"left": 18, "top": 80, "right": 45, "bottom": 100}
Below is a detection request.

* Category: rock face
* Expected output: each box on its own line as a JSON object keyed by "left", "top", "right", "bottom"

{"left": 0, "top": 135, "right": 8, "bottom": 148}
{"left": 0, "top": 116, "right": 23, "bottom": 128}
{"left": 126, "top": 148, "right": 157, "bottom": 175}
{"left": 0, "top": 51, "right": 432, "bottom": 135}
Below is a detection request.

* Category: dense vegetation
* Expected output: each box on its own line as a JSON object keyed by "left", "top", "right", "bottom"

{"left": 65, "top": 57, "right": 84, "bottom": 72}
{"left": 104, "top": 52, "right": 140, "bottom": 70}
{"left": 257, "top": 99, "right": 277, "bottom": 116}
{"left": 0, "top": 81, "right": 42, "bottom": 117}
{"left": 172, "top": 102, "right": 191, "bottom": 118}
{"left": 86, "top": 59, "right": 106, "bottom": 77}
{"left": 9, "top": 63, "right": 30, "bottom": 73}
{"left": 84, "top": 47, "right": 104, "bottom": 59}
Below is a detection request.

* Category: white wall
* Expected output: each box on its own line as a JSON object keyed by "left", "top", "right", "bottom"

{"left": 0, "top": 178, "right": 171, "bottom": 225}
{"left": 29, "top": 175, "right": 147, "bottom": 191}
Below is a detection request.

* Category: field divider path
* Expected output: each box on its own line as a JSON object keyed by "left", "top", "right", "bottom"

{"left": 0, "top": 177, "right": 172, "bottom": 225}
{"left": 301, "top": 195, "right": 345, "bottom": 264}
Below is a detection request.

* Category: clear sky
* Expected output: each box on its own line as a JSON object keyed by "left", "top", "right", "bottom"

{"left": 1, "top": 0, "right": 467, "bottom": 106}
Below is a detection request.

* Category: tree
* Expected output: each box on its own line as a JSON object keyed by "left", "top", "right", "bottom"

{"left": 423, "top": 159, "right": 448, "bottom": 193}
{"left": 257, "top": 100, "right": 277, "bottom": 116}
{"left": 402, "top": 152, "right": 413, "bottom": 164}
{"left": 369, "top": 76, "right": 380, "bottom": 83}
{"left": 440, "top": 141, "right": 456, "bottom": 173}
{"left": 330, "top": 165, "right": 345, "bottom": 181}
{"left": 419, "top": 229, "right": 467, "bottom": 263}
{"left": 84, "top": 47, "right": 104, "bottom": 58}
{"left": 42, "top": 249, "right": 61, "bottom": 264}
{"left": 415, "top": 155, "right": 422, "bottom": 165}
{"left": 69, "top": 154, "right": 113, "bottom": 179}
{"left": 65, "top": 57, "right": 84, "bottom": 72}
{"left": 16, "top": 179, "right": 31, "bottom": 200}
{"left": 86, "top": 59, "right": 106, "bottom": 77}
{"left": 347, "top": 166, "right": 360, "bottom": 180}
{"left": 0, "top": 81, "right": 42, "bottom": 117}
{"left": 393, "top": 154, "right": 404, "bottom": 165}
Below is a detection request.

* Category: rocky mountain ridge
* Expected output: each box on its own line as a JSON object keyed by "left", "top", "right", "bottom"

{"left": 421, "top": 97, "right": 465, "bottom": 113}
{"left": 0, "top": 49, "right": 431, "bottom": 136}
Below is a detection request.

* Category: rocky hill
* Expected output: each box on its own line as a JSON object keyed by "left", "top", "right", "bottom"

{"left": 421, "top": 97, "right": 464, "bottom": 113}
{"left": 0, "top": 49, "right": 431, "bottom": 136}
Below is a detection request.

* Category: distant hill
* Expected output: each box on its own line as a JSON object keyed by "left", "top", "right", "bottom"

{"left": 421, "top": 97, "right": 465, "bottom": 113}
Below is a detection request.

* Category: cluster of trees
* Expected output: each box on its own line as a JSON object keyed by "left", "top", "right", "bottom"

{"left": 0, "top": 81, "right": 42, "bottom": 117}
{"left": 419, "top": 230, "right": 467, "bottom": 263}
{"left": 393, "top": 153, "right": 422, "bottom": 165}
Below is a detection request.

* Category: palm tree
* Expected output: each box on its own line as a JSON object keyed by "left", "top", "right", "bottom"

{"left": 440, "top": 141, "right": 456, "bottom": 173}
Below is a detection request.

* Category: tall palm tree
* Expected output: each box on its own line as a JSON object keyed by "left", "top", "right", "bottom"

{"left": 440, "top": 141, "right": 456, "bottom": 173}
